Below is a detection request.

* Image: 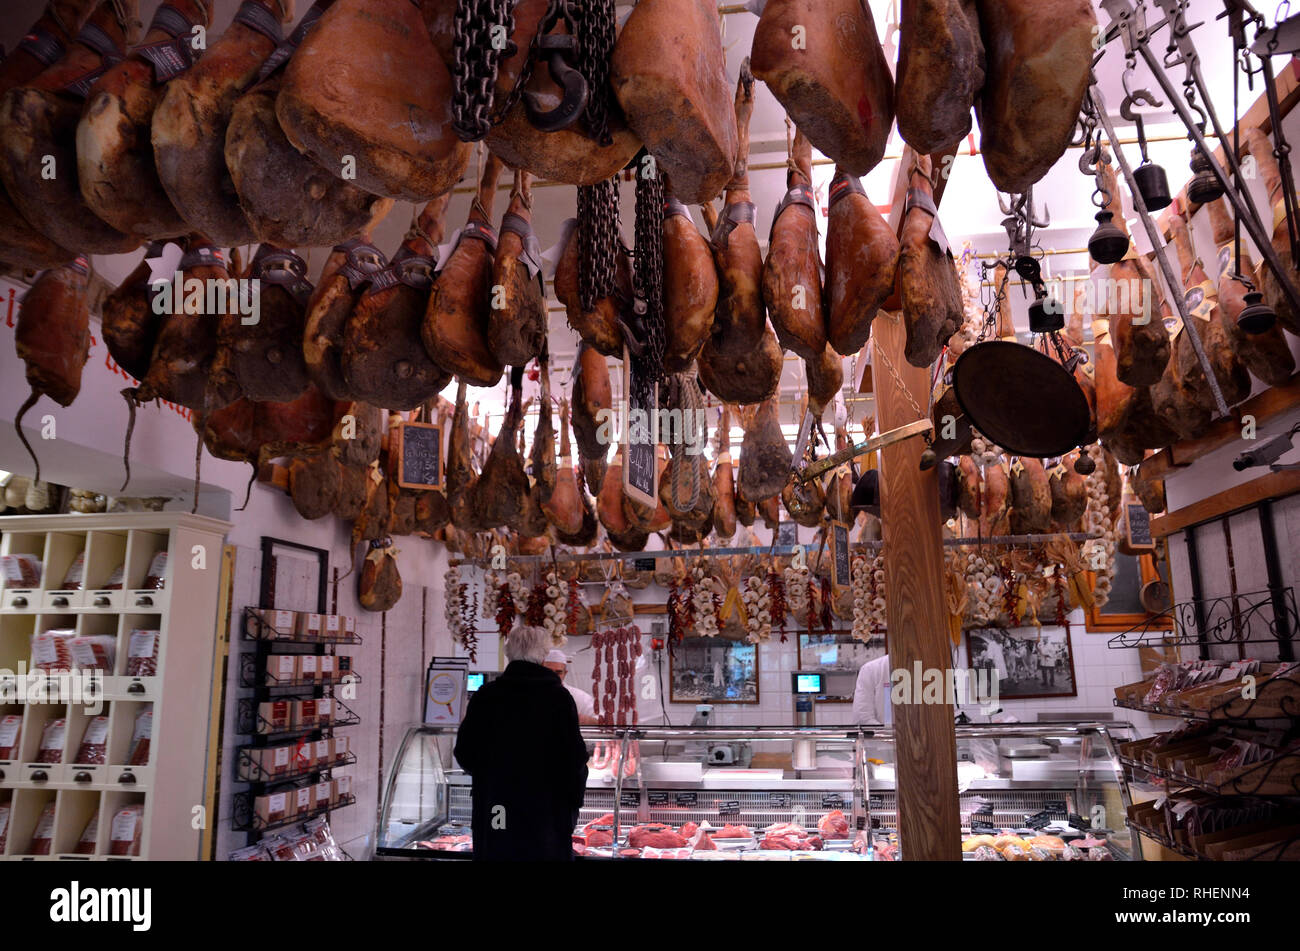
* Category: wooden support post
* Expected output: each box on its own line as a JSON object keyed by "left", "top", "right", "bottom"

{"left": 874, "top": 146, "right": 962, "bottom": 860}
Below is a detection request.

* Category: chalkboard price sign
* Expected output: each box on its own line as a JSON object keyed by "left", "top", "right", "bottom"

{"left": 776, "top": 521, "right": 798, "bottom": 547}
{"left": 769, "top": 793, "right": 793, "bottom": 808}
{"left": 821, "top": 794, "right": 844, "bottom": 809}
{"left": 1043, "top": 799, "right": 1067, "bottom": 813}
{"left": 830, "top": 520, "right": 851, "bottom": 589}
{"left": 634, "top": 558, "right": 656, "bottom": 572}
{"left": 1125, "top": 502, "right": 1155, "bottom": 551}
{"left": 620, "top": 790, "right": 641, "bottom": 808}
{"left": 969, "top": 816, "right": 998, "bottom": 835}
{"left": 648, "top": 792, "right": 670, "bottom": 805}
{"left": 674, "top": 791, "right": 698, "bottom": 807}
{"left": 719, "top": 800, "right": 741, "bottom": 817}
{"left": 868, "top": 795, "right": 884, "bottom": 809}
{"left": 393, "top": 421, "right": 443, "bottom": 490}
{"left": 1025, "top": 809, "right": 1053, "bottom": 830}
{"left": 622, "top": 345, "right": 659, "bottom": 508}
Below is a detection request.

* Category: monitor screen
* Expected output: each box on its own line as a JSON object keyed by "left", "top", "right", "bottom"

{"left": 794, "top": 673, "right": 823, "bottom": 694}
{"left": 466, "top": 673, "right": 485, "bottom": 692}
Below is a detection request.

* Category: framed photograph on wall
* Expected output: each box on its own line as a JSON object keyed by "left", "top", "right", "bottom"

{"left": 965, "top": 626, "right": 1078, "bottom": 700}
{"left": 797, "top": 633, "right": 885, "bottom": 703}
{"left": 1084, "top": 549, "right": 1174, "bottom": 634}
{"left": 669, "top": 637, "right": 759, "bottom": 703}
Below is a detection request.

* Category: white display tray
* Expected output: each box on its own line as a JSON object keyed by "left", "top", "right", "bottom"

{"left": 700, "top": 768, "right": 786, "bottom": 788}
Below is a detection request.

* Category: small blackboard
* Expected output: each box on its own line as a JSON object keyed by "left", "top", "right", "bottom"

{"left": 1068, "top": 812, "right": 1091, "bottom": 831}
{"left": 622, "top": 345, "right": 659, "bottom": 508}
{"left": 776, "top": 521, "right": 798, "bottom": 547}
{"left": 1025, "top": 809, "right": 1053, "bottom": 830}
{"left": 648, "top": 791, "right": 670, "bottom": 806}
{"left": 1043, "top": 799, "right": 1067, "bottom": 813}
{"left": 674, "top": 791, "right": 698, "bottom": 807}
{"left": 769, "top": 793, "right": 793, "bottom": 808}
{"left": 634, "top": 558, "right": 656, "bottom": 572}
{"left": 970, "top": 816, "right": 998, "bottom": 835}
{"left": 868, "top": 795, "right": 884, "bottom": 810}
{"left": 830, "top": 520, "right": 851, "bottom": 589}
{"left": 855, "top": 815, "right": 867, "bottom": 831}
{"left": 1125, "top": 503, "right": 1155, "bottom": 551}
{"left": 620, "top": 790, "right": 641, "bottom": 808}
{"left": 393, "top": 421, "right": 442, "bottom": 490}
{"left": 719, "top": 800, "right": 741, "bottom": 817}
{"left": 821, "top": 794, "right": 844, "bottom": 809}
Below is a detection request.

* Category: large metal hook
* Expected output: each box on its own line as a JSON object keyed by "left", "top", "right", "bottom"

{"left": 522, "top": 34, "right": 590, "bottom": 133}
{"left": 1119, "top": 68, "right": 1164, "bottom": 120}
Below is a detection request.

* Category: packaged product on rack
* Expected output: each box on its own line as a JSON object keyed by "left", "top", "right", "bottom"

{"left": 35, "top": 718, "right": 66, "bottom": 764}
{"left": 125, "top": 630, "right": 160, "bottom": 677}
{"left": 141, "top": 551, "right": 169, "bottom": 589}
{"left": 74, "top": 810, "right": 99, "bottom": 855}
{"left": 109, "top": 804, "right": 144, "bottom": 856}
{"left": 299, "top": 654, "right": 319, "bottom": 684}
{"left": 295, "top": 786, "right": 313, "bottom": 817}
{"left": 316, "top": 697, "right": 335, "bottom": 727}
{"left": 102, "top": 563, "right": 125, "bottom": 590}
{"left": 267, "top": 654, "right": 298, "bottom": 685}
{"left": 313, "top": 738, "right": 331, "bottom": 768}
{"left": 228, "top": 843, "right": 272, "bottom": 860}
{"left": 319, "top": 655, "right": 336, "bottom": 683}
{"left": 304, "top": 816, "right": 345, "bottom": 860}
{"left": 59, "top": 552, "right": 86, "bottom": 590}
{"left": 69, "top": 635, "right": 117, "bottom": 672}
{"left": 31, "top": 629, "right": 76, "bottom": 670}
{"left": 259, "top": 700, "right": 291, "bottom": 734}
{"left": 29, "top": 802, "right": 56, "bottom": 855}
{"left": 74, "top": 716, "right": 109, "bottom": 764}
{"left": 0, "top": 715, "right": 21, "bottom": 759}
{"left": 126, "top": 706, "right": 153, "bottom": 765}
{"left": 295, "top": 699, "right": 319, "bottom": 730}
{"left": 0, "top": 553, "right": 42, "bottom": 587}
{"left": 0, "top": 803, "right": 9, "bottom": 852}
{"left": 256, "top": 792, "right": 290, "bottom": 827}
{"left": 314, "top": 779, "right": 333, "bottom": 809}
{"left": 296, "top": 613, "right": 324, "bottom": 640}
{"left": 333, "top": 735, "right": 351, "bottom": 763}
{"left": 333, "top": 774, "right": 352, "bottom": 802}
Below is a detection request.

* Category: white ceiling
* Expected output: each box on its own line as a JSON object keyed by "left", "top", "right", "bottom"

{"left": 0, "top": 0, "right": 1268, "bottom": 443}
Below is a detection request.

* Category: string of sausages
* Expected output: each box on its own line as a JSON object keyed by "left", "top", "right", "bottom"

{"left": 589, "top": 625, "right": 642, "bottom": 727}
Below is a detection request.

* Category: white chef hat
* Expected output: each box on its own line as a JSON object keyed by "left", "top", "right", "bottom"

{"left": 544, "top": 649, "right": 571, "bottom": 665}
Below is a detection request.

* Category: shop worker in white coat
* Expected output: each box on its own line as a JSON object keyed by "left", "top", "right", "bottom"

{"left": 852, "top": 654, "right": 893, "bottom": 724}
{"left": 544, "top": 649, "right": 599, "bottom": 724}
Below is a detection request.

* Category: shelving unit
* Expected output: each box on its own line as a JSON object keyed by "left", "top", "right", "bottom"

{"left": 230, "top": 608, "right": 360, "bottom": 848}
{"left": 0, "top": 513, "right": 230, "bottom": 860}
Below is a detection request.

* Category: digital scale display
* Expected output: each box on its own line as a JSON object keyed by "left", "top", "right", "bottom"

{"left": 794, "top": 673, "right": 824, "bottom": 694}
{"left": 466, "top": 673, "right": 485, "bottom": 692}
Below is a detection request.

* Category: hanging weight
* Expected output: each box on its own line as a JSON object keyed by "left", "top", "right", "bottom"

{"left": 1088, "top": 209, "right": 1130, "bottom": 265}
{"left": 1134, "top": 161, "right": 1172, "bottom": 211}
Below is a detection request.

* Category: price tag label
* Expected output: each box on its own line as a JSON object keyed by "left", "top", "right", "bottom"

{"left": 1068, "top": 813, "right": 1090, "bottom": 831}
{"left": 674, "top": 792, "right": 698, "bottom": 807}
{"left": 648, "top": 792, "right": 669, "bottom": 806}
{"left": 868, "top": 795, "right": 884, "bottom": 809}
{"left": 634, "top": 558, "right": 656, "bottom": 572}
{"left": 821, "top": 794, "right": 844, "bottom": 809}
{"left": 1025, "top": 809, "right": 1053, "bottom": 830}
{"left": 769, "top": 793, "right": 793, "bottom": 808}
{"left": 620, "top": 791, "right": 641, "bottom": 808}
{"left": 719, "top": 800, "right": 741, "bottom": 817}
{"left": 1043, "top": 799, "right": 1067, "bottom": 814}
{"left": 855, "top": 815, "right": 867, "bottom": 831}
{"left": 970, "top": 815, "right": 998, "bottom": 834}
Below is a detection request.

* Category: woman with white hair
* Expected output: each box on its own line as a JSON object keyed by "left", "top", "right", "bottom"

{"left": 453, "top": 625, "right": 589, "bottom": 860}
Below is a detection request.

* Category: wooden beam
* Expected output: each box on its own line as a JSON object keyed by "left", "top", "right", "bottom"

{"left": 1151, "top": 468, "right": 1300, "bottom": 537}
{"left": 1141, "top": 372, "right": 1300, "bottom": 480}
{"left": 873, "top": 145, "right": 962, "bottom": 861}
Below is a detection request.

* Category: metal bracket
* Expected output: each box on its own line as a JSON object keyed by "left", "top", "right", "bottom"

{"left": 793, "top": 419, "right": 934, "bottom": 484}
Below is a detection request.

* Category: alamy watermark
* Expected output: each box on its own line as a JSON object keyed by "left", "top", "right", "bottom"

{"left": 889, "top": 663, "right": 1000, "bottom": 715}
{"left": 594, "top": 401, "right": 709, "bottom": 456}
{"left": 150, "top": 272, "right": 260, "bottom": 326}
{"left": 0, "top": 664, "right": 104, "bottom": 713}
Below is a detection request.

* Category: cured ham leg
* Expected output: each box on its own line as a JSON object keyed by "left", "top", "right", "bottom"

{"left": 344, "top": 195, "right": 453, "bottom": 410}
{"left": 472, "top": 369, "right": 531, "bottom": 530}
{"left": 153, "top": 0, "right": 292, "bottom": 246}
{"left": 763, "top": 129, "right": 826, "bottom": 362}
{"left": 896, "top": 0, "right": 984, "bottom": 154}
{"left": 610, "top": 0, "right": 738, "bottom": 204}
{"left": 898, "top": 156, "right": 962, "bottom": 367}
{"left": 303, "top": 232, "right": 387, "bottom": 401}
{"left": 662, "top": 189, "right": 717, "bottom": 371}
{"left": 571, "top": 343, "right": 612, "bottom": 486}
{"left": 277, "top": 0, "right": 470, "bottom": 200}
{"left": 446, "top": 382, "right": 484, "bottom": 532}
{"left": 826, "top": 168, "right": 899, "bottom": 356}
{"left": 554, "top": 220, "right": 632, "bottom": 357}
{"left": 1243, "top": 127, "right": 1300, "bottom": 335}
{"left": 103, "top": 245, "right": 164, "bottom": 382}
{"left": 598, "top": 449, "right": 650, "bottom": 552}
{"left": 488, "top": 169, "right": 547, "bottom": 368}
{"left": 423, "top": 152, "right": 505, "bottom": 388}
{"left": 738, "top": 398, "right": 792, "bottom": 503}
{"left": 751, "top": 0, "right": 894, "bottom": 175}
{"left": 1205, "top": 196, "right": 1295, "bottom": 386}
{"left": 543, "top": 398, "right": 585, "bottom": 537}
{"left": 1008, "top": 457, "right": 1051, "bottom": 535}
{"left": 712, "top": 407, "right": 737, "bottom": 541}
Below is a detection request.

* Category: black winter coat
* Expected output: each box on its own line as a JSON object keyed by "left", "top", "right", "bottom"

{"left": 453, "top": 660, "right": 589, "bottom": 860}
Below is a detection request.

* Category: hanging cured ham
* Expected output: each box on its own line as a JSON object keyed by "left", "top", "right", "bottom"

{"left": 598, "top": 449, "right": 650, "bottom": 552}
{"left": 750, "top": 0, "right": 894, "bottom": 176}
{"left": 554, "top": 220, "right": 632, "bottom": 357}
{"left": 1096, "top": 160, "right": 1170, "bottom": 386}
{"left": 610, "top": 0, "right": 738, "bottom": 204}
{"left": 1205, "top": 196, "right": 1295, "bottom": 386}
{"left": 738, "top": 397, "right": 792, "bottom": 503}
{"left": 806, "top": 345, "right": 844, "bottom": 421}
{"left": 973, "top": 0, "right": 1096, "bottom": 194}
{"left": 423, "top": 153, "right": 505, "bottom": 388}
{"left": 153, "top": 0, "right": 292, "bottom": 247}
{"left": 570, "top": 343, "right": 612, "bottom": 484}
{"left": 0, "top": 0, "right": 142, "bottom": 254}
{"left": 13, "top": 256, "right": 90, "bottom": 480}
{"left": 826, "top": 168, "right": 899, "bottom": 356}
{"left": 303, "top": 232, "right": 387, "bottom": 401}
{"left": 211, "top": 245, "right": 313, "bottom": 404}
{"left": 344, "top": 195, "right": 453, "bottom": 410}
{"left": 896, "top": 0, "right": 985, "bottom": 155}
{"left": 696, "top": 62, "right": 781, "bottom": 404}
{"left": 76, "top": 0, "right": 213, "bottom": 239}
{"left": 712, "top": 407, "right": 737, "bottom": 541}
{"left": 473, "top": 0, "right": 640, "bottom": 185}
{"left": 978, "top": 459, "right": 1010, "bottom": 537}
{"left": 543, "top": 398, "right": 585, "bottom": 537}
{"left": 487, "top": 169, "right": 547, "bottom": 368}
{"left": 103, "top": 245, "right": 164, "bottom": 382}
{"left": 1048, "top": 454, "right": 1088, "bottom": 530}
{"left": 763, "top": 128, "right": 826, "bottom": 362}
{"left": 1243, "top": 127, "right": 1300, "bottom": 335}
{"left": 446, "top": 382, "right": 483, "bottom": 532}
{"left": 277, "top": 0, "right": 470, "bottom": 200}
{"left": 0, "top": 1, "right": 100, "bottom": 268}
{"left": 662, "top": 191, "right": 717, "bottom": 371}
{"left": 624, "top": 447, "right": 671, "bottom": 534}
{"left": 899, "top": 156, "right": 962, "bottom": 367}
{"left": 1008, "top": 457, "right": 1051, "bottom": 535}
{"left": 531, "top": 360, "right": 558, "bottom": 506}
{"left": 472, "top": 369, "right": 531, "bottom": 530}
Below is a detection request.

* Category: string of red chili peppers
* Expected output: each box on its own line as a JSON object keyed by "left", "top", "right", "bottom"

{"left": 565, "top": 574, "right": 581, "bottom": 638}
{"left": 1053, "top": 565, "right": 1069, "bottom": 634}
{"left": 524, "top": 581, "right": 547, "bottom": 626}
{"left": 767, "top": 566, "right": 787, "bottom": 643}
{"left": 1000, "top": 563, "right": 1020, "bottom": 627}
{"left": 495, "top": 581, "right": 515, "bottom": 637}
{"left": 591, "top": 629, "right": 603, "bottom": 722}
{"left": 460, "top": 583, "right": 478, "bottom": 664}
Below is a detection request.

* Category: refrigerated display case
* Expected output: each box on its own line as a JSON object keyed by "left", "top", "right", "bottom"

{"left": 373, "top": 721, "right": 1140, "bottom": 860}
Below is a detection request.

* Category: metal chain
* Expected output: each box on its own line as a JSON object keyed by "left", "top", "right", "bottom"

{"left": 578, "top": 177, "right": 620, "bottom": 312}
{"left": 632, "top": 166, "right": 666, "bottom": 403}
{"left": 578, "top": 0, "right": 617, "bottom": 146}
{"left": 451, "top": 0, "right": 521, "bottom": 141}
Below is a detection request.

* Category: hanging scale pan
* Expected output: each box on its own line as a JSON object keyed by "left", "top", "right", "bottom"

{"left": 951, "top": 341, "right": 1092, "bottom": 458}
{"left": 1251, "top": 13, "right": 1300, "bottom": 56}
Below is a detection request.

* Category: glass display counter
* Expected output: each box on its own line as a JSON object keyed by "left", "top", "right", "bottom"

{"left": 374, "top": 721, "right": 1140, "bottom": 861}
